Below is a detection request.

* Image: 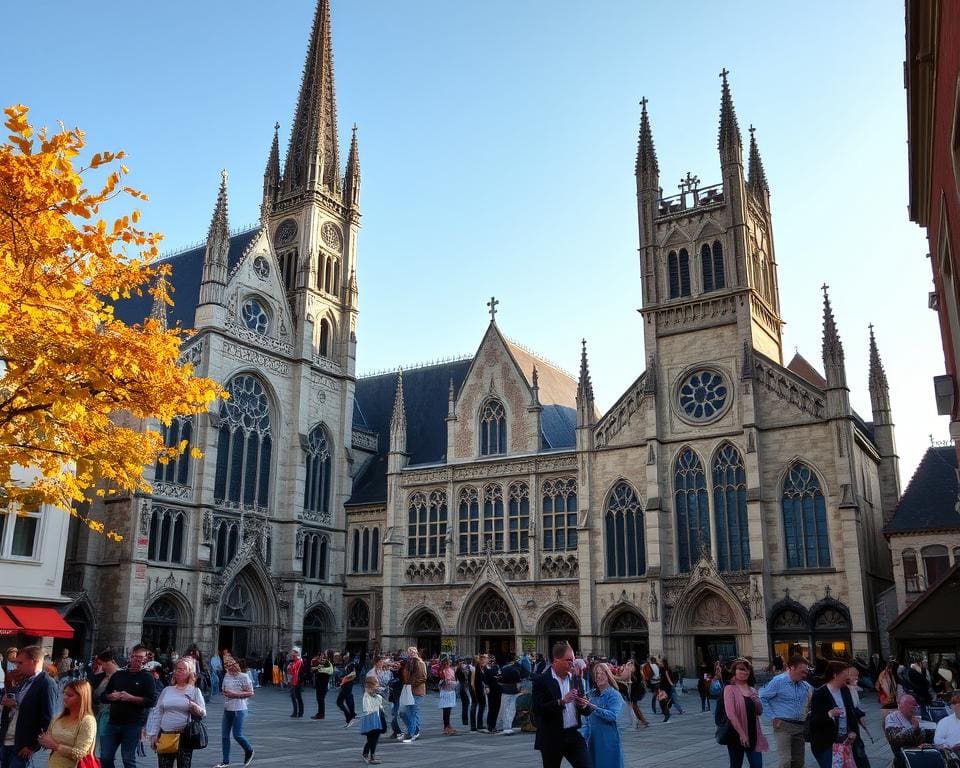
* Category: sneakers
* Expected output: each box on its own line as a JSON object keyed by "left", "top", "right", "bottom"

{"left": 213, "top": 764, "right": 229, "bottom": 768}
{"left": 411, "top": 731, "right": 420, "bottom": 741}
{"left": 502, "top": 729, "right": 514, "bottom": 735}
{"left": 345, "top": 718, "right": 357, "bottom": 728}
{"left": 388, "top": 732, "right": 403, "bottom": 740}
{"left": 244, "top": 750, "right": 255, "bottom": 767}
{"left": 369, "top": 759, "right": 382, "bottom": 765}
{"left": 361, "top": 754, "right": 370, "bottom": 765}
{"left": 401, "top": 736, "right": 413, "bottom": 744}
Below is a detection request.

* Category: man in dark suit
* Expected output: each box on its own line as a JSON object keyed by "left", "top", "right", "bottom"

{"left": 0, "top": 645, "right": 57, "bottom": 768}
{"left": 531, "top": 642, "right": 591, "bottom": 768}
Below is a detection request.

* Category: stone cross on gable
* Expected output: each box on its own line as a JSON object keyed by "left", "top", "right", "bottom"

{"left": 640, "top": 96, "right": 648, "bottom": 109}
{"left": 487, "top": 296, "right": 499, "bottom": 322}
{"left": 679, "top": 172, "right": 700, "bottom": 195}
{"left": 821, "top": 283, "right": 830, "bottom": 295}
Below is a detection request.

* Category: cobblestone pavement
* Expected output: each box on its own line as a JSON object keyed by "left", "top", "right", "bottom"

{"left": 34, "top": 685, "right": 898, "bottom": 768}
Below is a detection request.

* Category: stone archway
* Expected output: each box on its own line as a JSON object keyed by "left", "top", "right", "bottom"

{"left": 539, "top": 607, "right": 579, "bottom": 655}
{"left": 217, "top": 567, "right": 276, "bottom": 660}
{"left": 461, "top": 588, "right": 516, "bottom": 662}
{"left": 143, "top": 594, "right": 188, "bottom": 654}
{"left": 604, "top": 608, "right": 649, "bottom": 663}
{"left": 669, "top": 587, "right": 750, "bottom": 675}
{"left": 302, "top": 603, "right": 335, "bottom": 655}
{"left": 406, "top": 610, "right": 442, "bottom": 658}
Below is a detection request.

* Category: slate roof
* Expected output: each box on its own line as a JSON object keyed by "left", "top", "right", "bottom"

{"left": 112, "top": 229, "right": 261, "bottom": 329}
{"left": 885, "top": 446, "right": 960, "bottom": 534}
{"left": 786, "top": 352, "right": 828, "bottom": 389}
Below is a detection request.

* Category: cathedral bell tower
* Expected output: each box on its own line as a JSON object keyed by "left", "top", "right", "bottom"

{"left": 636, "top": 71, "right": 783, "bottom": 365}
{"left": 263, "top": 0, "right": 360, "bottom": 375}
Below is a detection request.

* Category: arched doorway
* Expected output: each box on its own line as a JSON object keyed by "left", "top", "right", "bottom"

{"left": 55, "top": 603, "right": 93, "bottom": 663}
{"left": 607, "top": 609, "right": 649, "bottom": 663}
{"left": 218, "top": 568, "right": 274, "bottom": 660}
{"left": 468, "top": 590, "right": 515, "bottom": 663}
{"left": 769, "top": 602, "right": 811, "bottom": 665}
{"left": 685, "top": 591, "right": 745, "bottom": 674}
{"left": 303, "top": 605, "right": 333, "bottom": 655}
{"left": 142, "top": 596, "right": 181, "bottom": 654}
{"left": 541, "top": 609, "right": 579, "bottom": 655}
{"left": 407, "top": 611, "right": 442, "bottom": 658}
{"left": 810, "top": 602, "right": 852, "bottom": 661}
{"left": 346, "top": 599, "right": 370, "bottom": 658}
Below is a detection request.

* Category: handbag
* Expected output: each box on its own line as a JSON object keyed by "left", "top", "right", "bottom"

{"left": 184, "top": 688, "right": 208, "bottom": 750}
{"left": 156, "top": 732, "right": 180, "bottom": 754}
{"left": 830, "top": 742, "right": 855, "bottom": 768}
{"left": 656, "top": 689, "right": 667, "bottom": 701}
{"left": 399, "top": 683, "right": 415, "bottom": 707}
{"left": 78, "top": 754, "right": 101, "bottom": 768}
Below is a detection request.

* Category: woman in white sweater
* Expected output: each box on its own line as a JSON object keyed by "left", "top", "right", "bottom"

{"left": 147, "top": 657, "right": 207, "bottom": 768}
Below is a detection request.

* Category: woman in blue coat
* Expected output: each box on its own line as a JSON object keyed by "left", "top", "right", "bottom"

{"left": 581, "top": 661, "right": 625, "bottom": 768}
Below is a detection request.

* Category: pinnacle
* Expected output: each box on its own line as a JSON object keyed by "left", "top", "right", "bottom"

{"left": 635, "top": 97, "right": 659, "bottom": 178}
{"left": 821, "top": 284, "right": 844, "bottom": 365}
{"left": 747, "top": 124, "right": 769, "bottom": 195}
{"left": 150, "top": 274, "right": 169, "bottom": 329}
{"left": 868, "top": 324, "right": 888, "bottom": 392}
{"left": 578, "top": 339, "right": 594, "bottom": 403}
{"left": 718, "top": 69, "right": 742, "bottom": 153}
{"left": 208, "top": 169, "right": 230, "bottom": 242}
{"left": 391, "top": 368, "right": 406, "bottom": 428}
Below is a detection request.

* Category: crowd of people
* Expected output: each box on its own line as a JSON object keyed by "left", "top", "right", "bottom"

{"left": 2, "top": 640, "right": 960, "bottom": 768}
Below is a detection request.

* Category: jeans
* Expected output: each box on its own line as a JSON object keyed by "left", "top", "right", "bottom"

{"left": 497, "top": 693, "right": 518, "bottom": 731}
{"left": 727, "top": 744, "right": 764, "bottom": 768}
{"left": 210, "top": 670, "right": 221, "bottom": 697}
{"left": 390, "top": 696, "right": 402, "bottom": 735}
{"left": 470, "top": 690, "right": 486, "bottom": 730}
{"left": 337, "top": 685, "right": 356, "bottom": 723}
{"left": 290, "top": 683, "right": 304, "bottom": 716}
{"left": 404, "top": 694, "right": 423, "bottom": 736}
{"left": 0, "top": 745, "right": 31, "bottom": 768}
{"left": 813, "top": 750, "right": 834, "bottom": 768}
{"left": 100, "top": 722, "right": 142, "bottom": 768}
{"left": 222, "top": 709, "right": 254, "bottom": 764}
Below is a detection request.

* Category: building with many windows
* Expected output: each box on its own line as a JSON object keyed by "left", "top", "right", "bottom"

{"left": 67, "top": 0, "right": 899, "bottom": 673}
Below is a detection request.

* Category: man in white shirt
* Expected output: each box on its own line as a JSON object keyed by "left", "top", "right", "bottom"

{"left": 531, "top": 642, "right": 590, "bottom": 768}
{"left": 934, "top": 693, "right": 960, "bottom": 750}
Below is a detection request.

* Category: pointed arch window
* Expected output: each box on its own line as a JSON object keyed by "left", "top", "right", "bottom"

{"left": 678, "top": 248, "right": 691, "bottom": 296}
{"left": 675, "top": 448, "right": 709, "bottom": 572}
{"left": 155, "top": 416, "right": 192, "bottom": 486}
{"left": 701, "top": 241, "right": 726, "bottom": 293}
{"left": 475, "top": 593, "right": 514, "bottom": 631}
{"left": 147, "top": 506, "right": 186, "bottom": 564}
{"left": 782, "top": 462, "right": 830, "bottom": 568}
{"left": 302, "top": 532, "right": 329, "bottom": 580}
{"left": 668, "top": 250, "right": 680, "bottom": 298}
{"left": 604, "top": 482, "right": 645, "bottom": 577}
{"left": 507, "top": 482, "right": 530, "bottom": 552}
{"left": 351, "top": 526, "right": 380, "bottom": 573}
{"left": 214, "top": 375, "right": 272, "bottom": 511}
{"left": 713, "top": 444, "right": 750, "bottom": 572}
{"left": 479, "top": 399, "right": 507, "bottom": 456}
{"left": 213, "top": 518, "right": 240, "bottom": 569}
{"left": 458, "top": 486, "right": 480, "bottom": 555}
{"left": 319, "top": 318, "right": 332, "bottom": 358}
{"left": 304, "top": 424, "right": 332, "bottom": 521}
{"left": 483, "top": 483, "right": 505, "bottom": 552}
{"left": 542, "top": 477, "right": 578, "bottom": 552}
{"left": 407, "top": 491, "right": 447, "bottom": 557}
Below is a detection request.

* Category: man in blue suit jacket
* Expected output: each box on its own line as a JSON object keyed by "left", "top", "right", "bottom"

{"left": 0, "top": 645, "right": 57, "bottom": 768}
{"left": 531, "top": 642, "right": 591, "bottom": 768}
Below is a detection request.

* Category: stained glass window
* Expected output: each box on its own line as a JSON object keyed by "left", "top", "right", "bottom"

{"left": 678, "top": 248, "right": 691, "bottom": 296}
{"left": 304, "top": 424, "right": 331, "bottom": 519}
{"left": 479, "top": 399, "right": 507, "bottom": 455}
{"left": 668, "top": 250, "right": 680, "bottom": 298}
{"left": 713, "top": 443, "right": 750, "bottom": 572}
{"left": 213, "top": 519, "right": 240, "bottom": 568}
{"left": 408, "top": 491, "right": 447, "bottom": 557}
{"left": 604, "top": 482, "right": 645, "bottom": 577}
{"left": 155, "top": 415, "right": 192, "bottom": 485}
{"left": 483, "top": 484, "right": 505, "bottom": 552}
{"left": 542, "top": 477, "right": 578, "bottom": 552}
{"left": 675, "top": 448, "right": 709, "bottom": 572}
{"left": 507, "top": 482, "right": 530, "bottom": 552}
{"left": 147, "top": 506, "right": 186, "bottom": 564}
{"left": 458, "top": 487, "right": 480, "bottom": 555}
{"left": 302, "top": 533, "right": 328, "bottom": 580}
{"left": 781, "top": 462, "right": 830, "bottom": 568}
{"left": 678, "top": 370, "right": 728, "bottom": 421}
{"left": 214, "top": 375, "right": 272, "bottom": 510}
{"left": 241, "top": 298, "right": 269, "bottom": 334}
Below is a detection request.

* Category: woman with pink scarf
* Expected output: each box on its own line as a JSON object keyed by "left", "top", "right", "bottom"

{"left": 722, "top": 659, "right": 769, "bottom": 767}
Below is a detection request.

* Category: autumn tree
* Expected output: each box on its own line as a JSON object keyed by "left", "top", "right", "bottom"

{"left": 0, "top": 105, "right": 225, "bottom": 537}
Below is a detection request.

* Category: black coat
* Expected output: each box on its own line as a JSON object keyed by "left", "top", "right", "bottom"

{"left": 531, "top": 672, "right": 585, "bottom": 751}
{"left": 809, "top": 684, "right": 861, "bottom": 755}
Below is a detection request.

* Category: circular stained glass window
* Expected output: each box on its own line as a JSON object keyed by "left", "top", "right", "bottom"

{"left": 678, "top": 369, "right": 728, "bottom": 421}
{"left": 241, "top": 299, "right": 269, "bottom": 335}
{"left": 253, "top": 255, "right": 270, "bottom": 280}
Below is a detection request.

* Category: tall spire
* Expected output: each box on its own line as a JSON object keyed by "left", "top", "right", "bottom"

{"left": 344, "top": 123, "right": 361, "bottom": 210}
{"left": 635, "top": 97, "right": 659, "bottom": 182}
{"left": 717, "top": 69, "right": 742, "bottom": 161}
{"left": 821, "top": 284, "right": 847, "bottom": 389}
{"left": 577, "top": 339, "right": 595, "bottom": 427}
{"left": 262, "top": 122, "right": 280, "bottom": 219}
{"left": 199, "top": 170, "right": 230, "bottom": 307}
{"left": 747, "top": 124, "right": 769, "bottom": 198}
{"left": 868, "top": 324, "right": 891, "bottom": 413}
{"left": 282, "top": 0, "right": 340, "bottom": 195}
{"left": 390, "top": 369, "right": 406, "bottom": 437}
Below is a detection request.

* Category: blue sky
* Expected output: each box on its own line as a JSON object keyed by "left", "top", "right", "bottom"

{"left": 1, "top": 1, "right": 943, "bottom": 483}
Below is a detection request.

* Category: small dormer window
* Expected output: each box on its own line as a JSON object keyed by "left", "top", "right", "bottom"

{"left": 241, "top": 298, "right": 269, "bottom": 334}
{"left": 479, "top": 398, "right": 507, "bottom": 456}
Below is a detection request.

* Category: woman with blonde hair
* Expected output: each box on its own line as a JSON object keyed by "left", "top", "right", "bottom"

{"left": 581, "top": 662, "right": 625, "bottom": 768}
{"left": 38, "top": 679, "right": 97, "bottom": 768}
{"left": 146, "top": 656, "right": 207, "bottom": 768}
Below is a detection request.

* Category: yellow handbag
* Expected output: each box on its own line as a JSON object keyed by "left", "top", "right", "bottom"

{"left": 156, "top": 732, "right": 180, "bottom": 754}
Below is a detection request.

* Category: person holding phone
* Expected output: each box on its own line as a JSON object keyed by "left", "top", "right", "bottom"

{"left": 531, "top": 642, "right": 590, "bottom": 768}
{"left": 0, "top": 646, "right": 57, "bottom": 768}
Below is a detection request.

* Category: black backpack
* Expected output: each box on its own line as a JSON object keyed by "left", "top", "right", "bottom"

{"left": 713, "top": 684, "right": 737, "bottom": 745}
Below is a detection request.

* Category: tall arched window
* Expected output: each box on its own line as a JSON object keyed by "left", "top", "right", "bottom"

{"left": 352, "top": 529, "right": 361, "bottom": 572}
{"left": 304, "top": 424, "right": 332, "bottom": 521}
{"left": 213, "top": 519, "right": 240, "bottom": 568}
{"left": 458, "top": 486, "right": 480, "bottom": 555}
{"left": 147, "top": 507, "right": 186, "bottom": 564}
{"left": 675, "top": 448, "right": 709, "bottom": 572}
{"left": 713, "top": 444, "right": 750, "bottom": 572}
{"left": 701, "top": 241, "right": 726, "bottom": 293}
{"left": 712, "top": 241, "right": 725, "bottom": 290}
{"left": 302, "top": 533, "right": 329, "bottom": 580}
{"left": 155, "top": 415, "right": 192, "bottom": 485}
{"left": 542, "top": 477, "right": 578, "bottom": 552}
{"left": 604, "top": 482, "right": 645, "bottom": 577}
{"left": 483, "top": 483, "right": 505, "bottom": 552}
{"left": 479, "top": 399, "right": 507, "bottom": 456}
{"left": 678, "top": 248, "right": 691, "bottom": 296}
{"left": 280, "top": 249, "right": 298, "bottom": 292}
{"left": 319, "top": 318, "right": 331, "bottom": 358}
{"left": 408, "top": 491, "right": 447, "bottom": 557}
{"left": 668, "top": 250, "right": 680, "bottom": 298}
{"left": 214, "top": 375, "right": 272, "bottom": 510}
{"left": 782, "top": 462, "right": 830, "bottom": 568}
{"left": 507, "top": 482, "right": 530, "bottom": 552}
{"left": 351, "top": 526, "right": 381, "bottom": 572}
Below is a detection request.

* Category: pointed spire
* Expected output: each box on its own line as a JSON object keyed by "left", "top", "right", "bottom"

{"left": 345, "top": 123, "right": 361, "bottom": 209}
{"left": 389, "top": 369, "right": 407, "bottom": 457}
{"left": 635, "top": 97, "right": 659, "bottom": 181}
{"left": 262, "top": 122, "right": 281, "bottom": 219}
{"left": 150, "top": 274, "right": 168, "bottom": 330}
{"left": 447, "top": 377, "right": 456, "bottom": 419}
{"left": 199, "top": 170, "right": 230, "bottom": 307}
{"left": 717, "top": 69, "right": 742, "bottom": 160}
{"left": 821, "top": 284, "right": 847, "bottom": 389}
{"left": 530, "top": 365, "right": 541, "bottom": 408}
{"left": 868, "top": 324, "right": 891, "bottom": 411}
{"left": 747, "top": 124, "right": 769, "bottom": 198}
{"left": 577, "top": 339, "right": 595, "bottom": 417}
{"left": 283, "top": 0, "right": 340, "bottom": 195}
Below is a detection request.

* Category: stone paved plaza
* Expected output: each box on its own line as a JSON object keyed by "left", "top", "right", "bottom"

{"left": 34, "top": 685, "right": 899, "bottom": 768}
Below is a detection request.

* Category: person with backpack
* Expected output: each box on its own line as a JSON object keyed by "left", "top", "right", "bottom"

{"left": 719, "top": 659, "right": 768, "bottom": 768}
{"left": 336, "top": 653, "right": 358, "bottom": 727}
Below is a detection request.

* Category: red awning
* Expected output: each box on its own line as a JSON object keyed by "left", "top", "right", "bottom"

{"left": 0, "top": 607, "right": 19, "bottom": 636}
{"left": 3, "top": 605, "right": 74, "bottom": 639}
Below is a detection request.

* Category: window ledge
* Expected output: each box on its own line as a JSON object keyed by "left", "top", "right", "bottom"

{"left": 771, "top": 567, "right": 839, "bottom": 576}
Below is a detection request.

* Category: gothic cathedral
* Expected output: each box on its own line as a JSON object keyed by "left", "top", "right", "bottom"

{"left": 66, "top": 1, "right": 898, "bottom": 673}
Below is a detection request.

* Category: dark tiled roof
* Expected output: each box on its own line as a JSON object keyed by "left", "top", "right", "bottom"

{"left": 112, "top": 229, "right": 260, "bottom": 329}
{"left": 885, "top": 446, "right": 960, "bottom": 534}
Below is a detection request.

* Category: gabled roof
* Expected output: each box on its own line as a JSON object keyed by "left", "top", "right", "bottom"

{"left": 503, "top": 338, "right": 577, "bottom": 411}
{"left": 786, "top": 352, "right": 828, "bottom": 389}
{"left": 112, "top": 229, "right": 260, "bottom": 329}
{"left": 888, "top": 562, "right": 960, "bottom": 637}
{"left": 885, "top": 446, "right": 960, "bottom": 534}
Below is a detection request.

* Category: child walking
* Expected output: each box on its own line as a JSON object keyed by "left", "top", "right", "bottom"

{"left": 360, "top": 675, "right": 387, "bottom": 764}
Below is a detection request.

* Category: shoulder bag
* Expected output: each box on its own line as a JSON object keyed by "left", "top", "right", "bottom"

{"left": 183, "top": 688, "right": 208, "bottom": 750}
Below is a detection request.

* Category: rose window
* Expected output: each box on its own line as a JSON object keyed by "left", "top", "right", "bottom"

{"left": 678, "top": 369, "right": 728, "bottom": 421}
